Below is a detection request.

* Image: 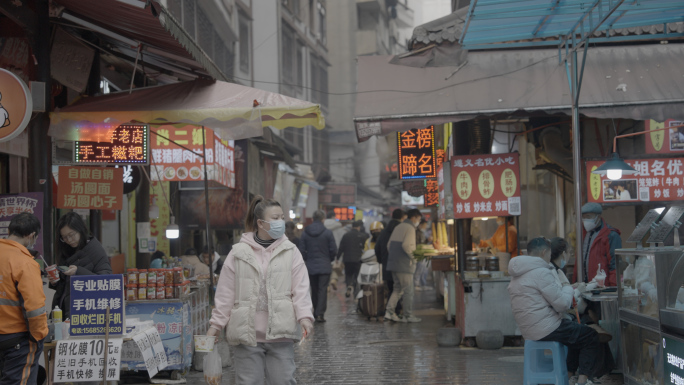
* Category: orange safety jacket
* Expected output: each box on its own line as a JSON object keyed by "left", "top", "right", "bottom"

{"left": 0, "top": 239, "right": 48, "bottom": 341}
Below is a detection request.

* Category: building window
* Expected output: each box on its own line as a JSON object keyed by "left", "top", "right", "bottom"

{"left": 223, "top": 42, "right": 235, "bottom": 79}
{"left": 295, "top": 40, "right": 303, "bottom": 92}
{"left": 182, "top": 0, "right": 195, "bottom": 39}
{"left": 310, "top": 54, "right": 328, "bottom": 109}
{"left": 282, "top": 25, "right": 295, "bottom": 87}
{"left": 168, "top": 0, "right": 182, "bottom": 22}
{"left": 282, "top": 0, "right": 300, "bottom": 18}
{"left": 317, "top": 1, "right": 326, "bottom": 45}
{"left": 239, "top": 14, "right": 250, "bottom": 73}
{"left": 197, "top": 8, "right": 213, "bottom": 57}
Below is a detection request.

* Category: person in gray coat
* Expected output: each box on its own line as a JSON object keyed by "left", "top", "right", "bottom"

{"left": 299, "top": 210, "right": 337, "bottom": 322}
{"left": 508, "top": 237, "right": 600, "bottom": 385}
{"left": 384, "top": 209, "right": 423, "bottom": 323}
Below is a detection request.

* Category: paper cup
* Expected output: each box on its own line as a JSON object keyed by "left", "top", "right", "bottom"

{"left": 46, "top": 265, "right": 60, "bottom": 282}
{"left": 194, "top": 335, "right": 215, "bottom": 352}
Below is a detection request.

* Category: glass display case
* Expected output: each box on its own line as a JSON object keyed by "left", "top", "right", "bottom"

{"left": 659, "top": 250, "right": 684, "bottom": 337}
{"left": 618, "top": 253, "right": 659, "bottom": 320}
{"left": 620, "top": 321, "right": 664, "bottom": 385}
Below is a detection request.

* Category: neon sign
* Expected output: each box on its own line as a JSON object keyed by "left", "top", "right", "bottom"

{"left": 74, "top": 124, "right": 149, "bottom": 165}
{"left": 397, "top": 126, "right": 437, "bottom": 180}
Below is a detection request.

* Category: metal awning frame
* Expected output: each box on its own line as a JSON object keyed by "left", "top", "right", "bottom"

{"left": 459, "top": 0, "right": 684, "bottom": 284}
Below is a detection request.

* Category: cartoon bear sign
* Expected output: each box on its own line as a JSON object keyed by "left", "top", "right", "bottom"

{"left": 0, "top": 68, "right": 32, "bottom": 142}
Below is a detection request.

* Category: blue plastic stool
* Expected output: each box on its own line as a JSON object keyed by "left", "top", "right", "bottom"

{"left": 523, "top": 340, "right": 569, "bottom": 385}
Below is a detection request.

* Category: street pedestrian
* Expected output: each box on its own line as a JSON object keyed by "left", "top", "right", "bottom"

{"left": 201, "top": 246, "right": 223, "bottom": 276}
{"left": 0, "top": 212, "right": 48, "bottom": 385}
{"left": 51, "top": 212, "right": 112, "bottom": 319}
{"left": 384, "top": 209, "right": 423, "bottom": 323}
{"left": 508, "top": 237, "right": 600, "bottom": 385}
{"left": 364, "top": 221, "right": 384, "bottom": 251}
{"left": 375, "top": 209, "right": 406, "bottom": 314}
{"left": 324, "top": 211, "right": 347, "bottom": 248}
{"left": 182, "top": 248, "right": 211, "bottom": 278}
{"left": 414, "top": 219, "right": 431, "bottom": 291}
{"left": 285, "top": 221, "right": 300, "bottom": 248}
{"left": 336, "top": 220, "right": 369, "bottom": 298}
{"left": 299, "top": 210, "right": 337, "bottom": 322}
{"left": 150, "top": 250, "right": 165, "bottom": 269}
{"left": 207, "top": 196, "right": 314, "bottom": 385}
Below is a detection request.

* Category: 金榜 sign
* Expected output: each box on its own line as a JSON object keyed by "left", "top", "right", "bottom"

{"left": 450, "top": 153, "right": 521, "bottom": 219}
{"left": 397, "top": 126, "right": 437, "bottom": 180}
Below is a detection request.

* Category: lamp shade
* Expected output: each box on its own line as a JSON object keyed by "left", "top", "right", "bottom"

{"left": 166, "top": 216, "right": 180, "bottom": 239}
{"left": 591, "top": 152, "right": 638, "bottom": 180}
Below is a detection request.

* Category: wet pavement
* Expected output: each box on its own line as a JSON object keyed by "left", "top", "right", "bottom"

{"left": 187, "top": 285, "right": 527, "bottom": 384}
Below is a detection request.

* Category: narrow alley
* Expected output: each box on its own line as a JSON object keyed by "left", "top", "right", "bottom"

{"left": 188, "top": 287, "right": 526, "bottom": 385}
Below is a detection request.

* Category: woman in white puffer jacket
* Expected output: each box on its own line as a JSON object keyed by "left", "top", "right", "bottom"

{"left": 508, "top": 237, "right": 600, "bottom": 385}
{"left": 207, "top": 196, "right": 314, "bottom": 385}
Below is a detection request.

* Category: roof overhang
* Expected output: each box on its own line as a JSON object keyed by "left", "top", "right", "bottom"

{"left": 354, "top": 44, "right": 684, "bottom": 141}
{"left": 460, "top": 0, "right": 684, "bottom": 53}
{"left": 52, "top": 0, "right": 228, "bottom": 82}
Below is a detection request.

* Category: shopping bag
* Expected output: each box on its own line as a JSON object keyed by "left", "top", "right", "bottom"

{"left": 203, "top": 349, "right": 222, "bottom": 385}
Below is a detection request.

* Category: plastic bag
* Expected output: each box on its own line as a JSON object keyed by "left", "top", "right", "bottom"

{"left": 594, "top": 263, "right": 607, "bottom": 287}
{"left": 203, "top": 350, "right": 222, "bottom": 385}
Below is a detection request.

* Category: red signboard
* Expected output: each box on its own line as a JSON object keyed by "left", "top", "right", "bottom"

{"left": 56, "top": 167, "right": 124, "bottom": 210}
{"left": 645, "top": 119, "right": 684, "bottom": 154}
{"left": 424, "top": 179, "right": 439, "bottom": 207}
{"left": 74, "top": 124, "right": 149, "bottom": 164}
{"left": 451, "top": 153, "right": 521, "bottom": 219}
{"left": 150, "top": 126, "right": 235, "bottom": 188}
{"left": 586, "top": 157, "right": 684, "bottom": 204}
{"left": 319, "top": 184, "right": 356, "bottom": 206}
{"left": 329, "top": 207, "right": 356, "bottom": 221}
{"left": 397, "top": 126, "right": 437, "bottom": 180}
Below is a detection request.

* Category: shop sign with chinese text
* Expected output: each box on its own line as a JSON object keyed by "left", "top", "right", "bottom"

{"left": 69, "top": 274, "right": 125, "bottom": 336}
{"left": 57, "top": 167, "right": 123, "bottom": 210}
{"left": 0, "top": 193, "right": 44, "bottom": 256}
{"left": 451, "top": 153, "right": 521, "bottom": 219}
{"left": 586, "top": 157, "right": 684, "bottom": 203}
{"left": 645, "top": 119, "right": 684, "bottom": 154}
{"left": 74, "top": 124, "right": 149, "bottom": 165}
{"left": 319, "top": 183, "right": 356, "bottom": 206}
{"left": 424, "top": 179, "right": 439, "bottom": 207}
{"left": 397, "top": 126, "right": 437, "bottom": 180}
{"left": 53, "top": 338, "right": 123, "bottom": 383}
{"left": 151, "top": 126, "right": 235, "bottom": 188}
{"left": 664, "top": 336, "right": 684, "bottom": 385}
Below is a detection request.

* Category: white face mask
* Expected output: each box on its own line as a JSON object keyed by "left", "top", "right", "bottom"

{"left": 583, "top": 217, "right": 599, "bottom": 232}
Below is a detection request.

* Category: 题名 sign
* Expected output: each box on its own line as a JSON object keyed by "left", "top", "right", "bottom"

{"left": 451, "top": 153, "right": 521, "bottom": 219}
{"left": 398, "top": 126, "right": 437, "bottom": 180}
{"left": 70, "top": 274, "right": 125, "bottom": 336}
{"left": 75, "top": 124, "right": 148, "bottom": 165}
{"left": 586, "top": 157, "right": 684, "bottom": 204}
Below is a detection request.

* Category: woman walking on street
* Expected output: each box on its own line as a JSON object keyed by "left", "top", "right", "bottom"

{"left": 50, "top": 212, "right": 112, "bottom": 319}
{"left": 207, "top": 196, "right": 314, "bottom": 385}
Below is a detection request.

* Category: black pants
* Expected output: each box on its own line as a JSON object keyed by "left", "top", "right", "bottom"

{"left": 309, "top": 274, "right": 330, "bottom": 318}
{"left": 0, "top": 333, "right": 44, "bottom": 385}
{"left": 345, "top": 262, "right": 361, "bottom": 290}
{"left": 540, "top": 319, "right": 600, "bottom": 377}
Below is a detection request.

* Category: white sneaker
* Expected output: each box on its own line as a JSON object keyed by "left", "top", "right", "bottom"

{"left": 405, "top": 316, "right": 422, "bottom": 323}
{"left": 568, "top": 376, "right": 578, "bottom": 385}
{"left": 414, "top": 286, "right": 424, "bottom": 291}
{"left": 384, "top": 312, "right": 400, "bottom": 322}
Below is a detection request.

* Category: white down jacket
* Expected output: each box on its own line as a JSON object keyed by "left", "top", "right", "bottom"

{"left": 507, "top": 255, "right": 574, "bottom": 340}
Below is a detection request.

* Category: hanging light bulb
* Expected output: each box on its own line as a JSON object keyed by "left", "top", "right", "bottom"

{"left": 606, "top": 169, "right": 623, "bottom": 181}
{"left": 166, "top": 216, "right": 180, "bottom": 239}
{"left": 149, "top": 198, "right": 160, "bottom": 219}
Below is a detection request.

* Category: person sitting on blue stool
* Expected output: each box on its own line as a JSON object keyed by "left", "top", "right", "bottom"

{"left": 508, "top": 237, "right": 601, "bottom": 385}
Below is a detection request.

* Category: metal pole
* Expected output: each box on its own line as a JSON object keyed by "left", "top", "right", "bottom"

{"left": 201, "top": 126, "right": 214, "bottom": 303}
{"left": 570, "top": 50, "right": 584, "bottom": 283}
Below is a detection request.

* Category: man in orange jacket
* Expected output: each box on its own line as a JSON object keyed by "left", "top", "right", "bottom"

{"left": 0, "top": 212, "right": 48, "bottom": 385}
